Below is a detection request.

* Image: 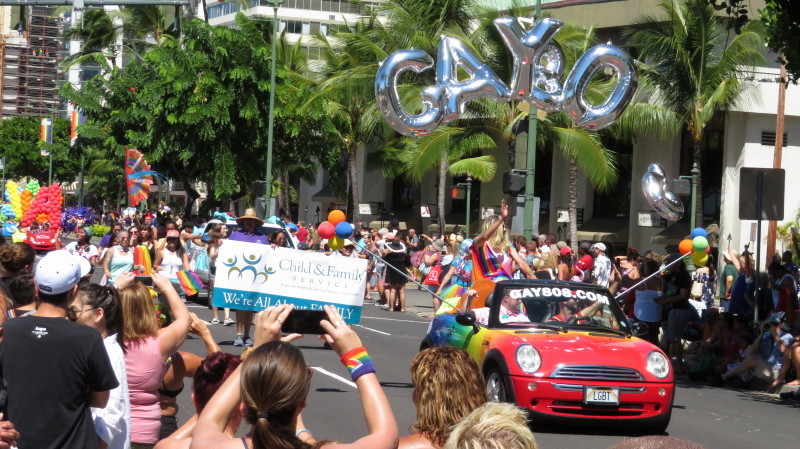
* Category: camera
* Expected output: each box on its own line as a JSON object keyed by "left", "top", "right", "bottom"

{"left": 763, "top": 323, "right": 771, "bottom": 330}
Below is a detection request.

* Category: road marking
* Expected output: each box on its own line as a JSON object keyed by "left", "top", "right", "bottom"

{"left": 361, "top": 316, "right": 429, "bottom": 324}
{"left": 354, "top": 324, "right": 390, "bottom": 335}
{"left": 311, "top": 366, "right": 356, "bottom": 388}
{"left": 186, "top": 305, "right": 209, "bottom": 309}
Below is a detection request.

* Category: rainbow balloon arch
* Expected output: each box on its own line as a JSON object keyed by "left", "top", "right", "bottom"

{"left": 0, "top": 179, "right": 96, "bottom": 237}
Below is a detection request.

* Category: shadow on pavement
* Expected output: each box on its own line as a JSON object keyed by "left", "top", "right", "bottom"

{"left": 379, "top": 382, "right": 413, "bottom": 389}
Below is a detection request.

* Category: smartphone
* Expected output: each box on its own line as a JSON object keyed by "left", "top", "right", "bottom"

{"left": 281, "top": 309, "right": 328, "bottom": 335}
{"left": 135, "top": 275, "right": 153, "bottom": 286}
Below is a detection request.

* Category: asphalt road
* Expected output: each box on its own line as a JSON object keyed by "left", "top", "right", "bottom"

{"left": 57, "top": 239, "right": 796, "bottom": 449}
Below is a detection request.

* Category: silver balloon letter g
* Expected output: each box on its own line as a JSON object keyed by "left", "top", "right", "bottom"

{"left": 375, "top": 17, "right": 638, "bottom": 137}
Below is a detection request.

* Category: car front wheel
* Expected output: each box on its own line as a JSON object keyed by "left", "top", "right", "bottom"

{"left": 485, "top": 366, "right": 509, "bottom": 403}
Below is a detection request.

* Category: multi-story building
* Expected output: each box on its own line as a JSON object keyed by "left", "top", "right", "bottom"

{"left": 0, "top": 5, "right": 63, "bottom": 119}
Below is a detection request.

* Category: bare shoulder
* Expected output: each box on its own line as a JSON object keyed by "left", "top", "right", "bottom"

{"left": 398, "top": 433, "right": 437, "bottom": 449}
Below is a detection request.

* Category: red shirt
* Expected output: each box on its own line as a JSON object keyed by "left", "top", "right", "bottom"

{"left": 297, "top": 227, "right": 309, "bottom": 243}
{"left": 577, "top": 254, "right": 594, "bottom": 272}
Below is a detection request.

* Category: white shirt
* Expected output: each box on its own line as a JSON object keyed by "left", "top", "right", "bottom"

{"left": 92, "top": 334, "right": 131, "bottom": 449}
{"left": 65, "top": 241, "right": 99, "bottom": 262}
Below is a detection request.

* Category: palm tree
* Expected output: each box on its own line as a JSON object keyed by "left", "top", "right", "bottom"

{"left": 624, "top": 0, "right": 765, "bottom": 226}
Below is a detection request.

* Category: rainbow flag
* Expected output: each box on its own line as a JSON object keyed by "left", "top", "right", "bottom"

{"left": 70, "top": 109, "right": 85, "bottom": 147}
{"left": 40, "top": 118, "right": 52, "bottom": 156}
{"left": 177, "top": 270, "right": 204, "bottom": 296}
{"left": 343, "top": 347, "right": 370, "bottom": 370}
{"left": 133, "top": 245, "right": 152, "bottom": 275}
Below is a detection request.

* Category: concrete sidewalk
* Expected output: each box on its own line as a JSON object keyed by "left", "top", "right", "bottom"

{"left": 364, "top": 282, "right": 442, "bottom": 320}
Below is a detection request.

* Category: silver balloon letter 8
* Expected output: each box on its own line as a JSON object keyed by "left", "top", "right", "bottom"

{"left": 642, "top": 163, "right": 683, "bottom": 221}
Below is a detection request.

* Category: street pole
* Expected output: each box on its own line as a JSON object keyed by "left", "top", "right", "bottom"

{"left": 522, "top": 0, "right": 542, "bottom": 240}
{"left": 78, "top": 152, "right": 85, "bottom": 206}
{"left": 465, "top": 175, "right": 472, "bottom": 236}
{"left": 766, "top": 57, "right": 786, "bottom": 260}
{"left": 264, "top": 0, "right": 283, "bottom": 220}
{"left": 690, "top": 163, "right": 699, "bottom": 230}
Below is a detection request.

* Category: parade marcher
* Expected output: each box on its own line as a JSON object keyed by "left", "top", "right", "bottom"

{"left": 71, "top": 282, "right": 131, "bottom": 449}
{"left": 0, "top": 250, "right": 118, "bottom": 449}
{"left": 471, "top": 199, "right": 533, "bottom": 286}
{"left": 435, "top": 239, "right": 474, "bottom": 314}
{"left": 383, "top": 238, "right": 411, "bottom": 312}
{"left": 228, "top": 209, "right": 267, "bottom": 347}
{"left": 154, "top": 230, "right": 192, "bottom": 295}
{"left": 103, "top": 230, "right": 135, "bottom": 286}
{"left": 634, "top": 259, "right": 664, "bottom": 346}
{"left": 65, "top": 225, "right": 99, "bottom": 276}
{"left": 194, "top": 224, "right": 231, "bottom": 325}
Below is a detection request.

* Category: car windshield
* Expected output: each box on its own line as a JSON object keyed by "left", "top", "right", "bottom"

{"left": 492, "top": 285, "right": 630, "bottom": 334}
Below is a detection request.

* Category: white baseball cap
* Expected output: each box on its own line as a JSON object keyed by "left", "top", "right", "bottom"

{"left": 592, "top": 242, "right": 607, "bottom": 252}
{"left": 35, "top": 250, "right": 91, "bottom": 295}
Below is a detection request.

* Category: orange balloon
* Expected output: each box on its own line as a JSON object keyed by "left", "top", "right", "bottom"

{"left": 678, "top": 239, "right": 693, "bottom": 255}
{"left": 328, "top": 210, "right": 346, "bottom": 225}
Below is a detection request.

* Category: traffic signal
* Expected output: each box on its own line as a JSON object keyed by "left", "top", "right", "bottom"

{"left": 503, "top": 172, "right": 526, "bottom": 195}
{"left": 451, "top": 186, "right": 465, "bottom": 200}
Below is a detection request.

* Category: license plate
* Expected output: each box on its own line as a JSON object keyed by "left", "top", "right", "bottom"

{"left": 583, "top": 387, "right": 620, "bottom": 405}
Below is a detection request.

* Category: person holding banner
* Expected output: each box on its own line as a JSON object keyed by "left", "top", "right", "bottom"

{"left": 191, "top": 304, "right": 399, "bottom": 449}
{"left": 228, "top": 209, "right": 268, "bottom": 347}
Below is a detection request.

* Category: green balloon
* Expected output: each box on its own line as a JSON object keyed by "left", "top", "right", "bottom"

{"left": 692, "top": 236, "right": 708, "bottom": 252}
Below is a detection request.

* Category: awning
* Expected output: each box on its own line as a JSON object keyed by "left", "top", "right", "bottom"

{"left": 311, "top": 184, "right": 339, "bottom": 202}
{"left": 576, "top": 219, "right": 628, "bottom": 243}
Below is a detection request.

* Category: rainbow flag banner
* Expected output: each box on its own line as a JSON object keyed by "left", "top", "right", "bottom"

{"left": 133, "top": 245, "right": 152, "bottom": 275}
{"left": 177, "top": 270, "right": 204, "bottom": 296}
{"left": 40, "top": 118, "right": 52, "bottom": 156}
{"left": 70, "top": 109, "right": 85, "bottom": 146}
{"left": 212, "top": 240, "right": 368, "bottom": 324}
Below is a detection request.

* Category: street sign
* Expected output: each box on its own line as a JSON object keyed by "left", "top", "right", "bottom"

{"left": 738, "top": 168, "right": 784, "bottom": 220}
{"left": 359, "top": 203, "right": 373, "bottom": 215}
{"left": 420, "top": 206, "right": 431, "bottom": 218}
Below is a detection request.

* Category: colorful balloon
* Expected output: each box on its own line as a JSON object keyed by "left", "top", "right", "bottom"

{"left": 335, "top": 221, "right": 353, "bottom": 239}
{"left": 317, "top": 221, "right": 335, "bottom": 239}
{"left": 642, "top": 163, "right": 683, "bottom": 221}
{"left": 328, "top": 210, "right": 346, "bottom": 225}
{"left": 692, "top": 251, "right": 708, "bottom": 267}
{"left": 690, "top": 227, "right": 708, "bottom": 239}
{"left": 678, "top": 239, "right": 693, "bottom": 255}
{"left": 692, "top": 236, "right": 709, "bottom": 253}
{"left": 328, "top": 236, "right": 343, "bottom": 250}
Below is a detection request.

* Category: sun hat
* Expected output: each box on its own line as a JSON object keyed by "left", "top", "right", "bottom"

{"left": 35, "top": 250, "right": 91, "bottom": 295}
{"left": 236, "top": 208, "right": 264, "bottom": 227}
{"left": 432, "top": 239, "right": 445, "bottom": 252}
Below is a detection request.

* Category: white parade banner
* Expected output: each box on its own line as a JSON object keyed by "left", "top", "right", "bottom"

{"left": 211, "top": 240, "right": 368, "bottom": 323}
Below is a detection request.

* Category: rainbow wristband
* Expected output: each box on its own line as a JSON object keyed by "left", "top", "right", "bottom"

{"left": 340, "top": 346, "right": 376, "bottom": 382}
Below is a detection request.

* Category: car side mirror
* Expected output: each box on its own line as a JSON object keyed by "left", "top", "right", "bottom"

{"left": 455, "top": 312, "right": 479, "bottom": 333}
{"left": 630, "top": 321, "right": 649, "bottom": 338}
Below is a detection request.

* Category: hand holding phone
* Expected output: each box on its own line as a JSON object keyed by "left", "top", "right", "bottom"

{"left": 280, "top": 309, "right": 328, "bottom": 335}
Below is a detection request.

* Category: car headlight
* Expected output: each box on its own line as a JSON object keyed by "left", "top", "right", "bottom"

{"left": 647, "top": 351, "right": 670, "bottom": 379}
{"left": 515, "top": 344, "right": 541, "bottom": 373}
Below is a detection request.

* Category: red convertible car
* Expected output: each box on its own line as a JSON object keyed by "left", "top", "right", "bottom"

{"left": 421, "top": 280, "right": 674, "bottom": 432}
{"left": 25, "top": 230, "right": 61, "bottom": 252}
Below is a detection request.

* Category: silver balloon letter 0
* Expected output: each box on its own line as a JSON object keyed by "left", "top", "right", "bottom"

{"left": 642, "top": 163, "right": 684, "bottom": 221}
{"left": 375, "top": 16, "right": 639, "bottom": 137}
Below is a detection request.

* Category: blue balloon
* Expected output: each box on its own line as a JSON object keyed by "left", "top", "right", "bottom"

{"left": 335, "top": 221, "right": 353, "bottom": 239}
{"left": 690, "top": 227, "right": 707, "bottom": 239}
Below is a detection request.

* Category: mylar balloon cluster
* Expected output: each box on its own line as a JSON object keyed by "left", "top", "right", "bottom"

{"left": 678, "top": 227, "right": 710, "bottom": 267}
{"left": 642, "top": 163, "right": 683, "bottom": 221}
{"left": 21, "top": 183, "right": 63, "bottom": 229}
{"left": 317, "top": 210, "right": 355, "bottom": 250}
{"left": 5, "top": 181, "right": 22, "bottom": 219}
{"left": 375, "top": 17, "right": 637, "bottom": 137}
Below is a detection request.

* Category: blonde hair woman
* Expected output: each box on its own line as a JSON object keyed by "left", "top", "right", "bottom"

{"left": 471, "top": 199, "right": 533, "bottom": 283}
{"left": 443, "top": 402, "right": 537, "bottom": 449}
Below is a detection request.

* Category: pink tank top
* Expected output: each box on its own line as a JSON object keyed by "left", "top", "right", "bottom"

{"left": 125, "top": 335, "right": 166, "bottom": 444}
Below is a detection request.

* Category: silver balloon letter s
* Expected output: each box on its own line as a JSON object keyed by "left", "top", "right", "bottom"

{"left": 642, "top": 163, "right": 683, "bottom": 221}
{"left": 375, "top": 49, "right": 442, "bottom": 137}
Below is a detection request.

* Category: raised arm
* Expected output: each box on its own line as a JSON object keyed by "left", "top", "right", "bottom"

{"left": 508, "top": 246, "right": 534, "bottom": 279}
{"left": 320, "top": 305, "right": 398, "bottom": 449}
{"left": 102, "top": 247, "right": 116, "bottom": 279}
{"left": 472, "top": 198, "right": 508, "bottom": 250}
{"left": 154, "top": 273, "right": 192, "bottom": 359}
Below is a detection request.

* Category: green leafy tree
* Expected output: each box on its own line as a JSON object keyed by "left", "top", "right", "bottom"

{"left": 625, "top": 0, "right": 765, "bottom": 226}
{"left": 62, "top": 15, "right": 339, "bottom": 212}
{"left": 705, "top": 0, "right": 799, "bottom": 83}
{"left": 0, "top": 117, "right": 80, "bottom": 184}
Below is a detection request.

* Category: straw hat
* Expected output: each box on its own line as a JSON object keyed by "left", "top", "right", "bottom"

{"left": 236, "top": 208, "right": 264, "bottom": 227}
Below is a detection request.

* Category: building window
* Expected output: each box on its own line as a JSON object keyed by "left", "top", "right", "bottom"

{"left": 301, "top": 21, "right": 310, "bottom": 34}
{"left": 284, "top": 20, "right": 303, "bottom": 33}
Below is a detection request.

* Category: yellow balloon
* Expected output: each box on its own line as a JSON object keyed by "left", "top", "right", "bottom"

{"left": 329, "top": 236, "right": 344, "bottom": 250}
{"left": 692, "top": 251, "right": 708, "bottom": 267}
